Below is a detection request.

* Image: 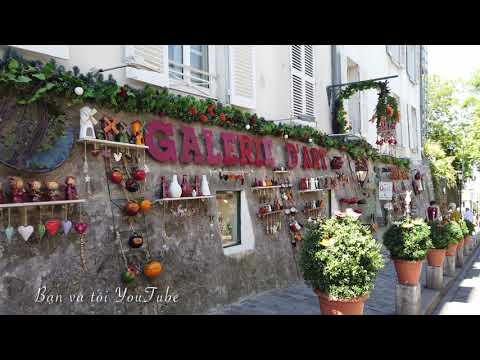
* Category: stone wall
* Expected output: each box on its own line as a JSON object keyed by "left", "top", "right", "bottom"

{"left": 0, "top": 107, "right": 432, "bottom": 314}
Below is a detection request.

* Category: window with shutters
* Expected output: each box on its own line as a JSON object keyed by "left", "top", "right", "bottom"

{"left": 407, "top": 45, "right": 418, "bottom": 83}
{"left": 290, "top": 45, "right": 315, "bottom": 120}
{"left": 168, "top": 45, "right": 211, "bottom": 88}
{"left": 228, "top": 45, "right": 256, "bottom": 109}
{"left": 9, "top": 45, "right": 69, "bottom": 59}
{"left": 411, "top": 106, "right": 418, "bottom": 151}
{"left": 347, "top": 59, "right": 361, "bottom": 135}
{"left": 386, "top": 45, "right": 406, "bottom": 67}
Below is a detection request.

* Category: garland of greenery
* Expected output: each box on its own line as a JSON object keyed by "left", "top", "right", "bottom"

{"left": 334, "top": 80, "right": 400, "bottom": 139}
{"left": 0, "top": 49, "right": 409, "bottom": 169}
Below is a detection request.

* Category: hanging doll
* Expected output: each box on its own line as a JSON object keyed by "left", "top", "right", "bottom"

{"left": 9, "top": 177, "right": 26, "bottom": 203}
{"left": 27, "top": 180, "right": 43, "bottom": 202}
{"left": 45, "top": 180, "right": 61, "bottom": 201}
{"left": 64, "top": 176, "right": 78, "bottom": 200}
{"left": 0, "top": 182, "right": 5, "bottom": 204}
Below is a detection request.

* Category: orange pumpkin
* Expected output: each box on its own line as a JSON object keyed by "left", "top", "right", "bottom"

{"left": 144, "top": 261, "right": 163, "bottom": 278}
{"left": 140, "top": 199, "right": 152, "bottom": 213}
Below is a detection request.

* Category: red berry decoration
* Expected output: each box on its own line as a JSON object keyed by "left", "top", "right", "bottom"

{"left": 125, "top": 201, "right": 140, "bottom": 216}
{"left": 111, "top": 169, "right": 123, "bottom": 184}
{"left": 133, "top": 168, "right": 146, "bottom": 182}
{"left": 189, "top": 107, "right": 197, "bottom": 117}
{"left": 386, "top": 105, "right": 394, "bottom": 117}
{"left": 219, "top": 113, "right": 226, "bottom": 122}
{"left": 199, "top": 114, "right": 208, "bottom": 124}
{"left": 207, "top": 104, "right": 215, "bottom": 117}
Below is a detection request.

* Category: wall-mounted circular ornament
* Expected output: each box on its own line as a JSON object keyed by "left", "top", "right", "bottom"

{"left": 0, "top": 96, "right": 75, "bottom": 173}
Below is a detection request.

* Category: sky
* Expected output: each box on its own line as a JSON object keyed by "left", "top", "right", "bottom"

{"left": 428, "top": 45, "right": 480, "bottom": 81}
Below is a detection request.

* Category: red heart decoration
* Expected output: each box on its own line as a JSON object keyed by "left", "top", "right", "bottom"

{"left": 45, "top": 220, "right": 61, "bottom": 236}
{"left": 74, "top": 222, "right": 88, "bottom": 235}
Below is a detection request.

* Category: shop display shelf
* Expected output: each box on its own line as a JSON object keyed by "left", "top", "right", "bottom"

{"left": 78, "top": 138, "right": 149, "bottom": 150}
{"left": 258, "top": 210, "right": 284, "bottom": 218}
{"left": 252, "top": 185, "right": 292, "bottom": 190}
{"left": 0, "top": 199, "right": 86, "bottom": 209}
{"left": 298, "top": 189, "right": 326, "bottom": 194}
{"left": 273, "top": 170, "right": 290, "bottom": 174}
{"left": 154, "top": 195, "right": 215, "bottom": 203}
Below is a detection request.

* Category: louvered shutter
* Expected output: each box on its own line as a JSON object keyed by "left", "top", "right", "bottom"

{"left": 291, "top": 45, "right": 314, "bottom": 119}
{"left": 9, "top": 45, "right": 69, "bottom": 59}
{"left": 124, "top": 45, "right": 169, "bottom": 88}
{"left": 228, "top": 45, "right": 256, "bottom": 109}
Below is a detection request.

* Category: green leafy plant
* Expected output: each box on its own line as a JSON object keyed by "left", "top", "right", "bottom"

{"left": 465, "top": 219, "right": 475, "bottom": 235}
{"left": 457, "top": 219, "right": 469, "bottom": 237}
{"left": 0, "top": 48, "right": 410, "bottom": 170}
{"left": 428, "top": 220, "right": 449, "bottom": 249}
{"left": 299, "top": 212, "right": 384, "bottom": 300}
{"left": 443, "top": 221, "right": 464, "bottom": 245}
{"left": 383, "top": 218, "right": 432, "bottom": 261}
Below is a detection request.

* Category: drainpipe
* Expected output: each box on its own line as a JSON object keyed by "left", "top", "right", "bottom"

{"left": 330, "top": 45, "right": 340, "bottom": 134}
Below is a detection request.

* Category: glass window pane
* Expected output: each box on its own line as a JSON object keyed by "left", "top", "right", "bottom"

{"left": 190, "top": 45, "right": 209, "bottom": 88}
{"left": 216, "top": 191, "right": 241, "bottom": 248}
{"left": 169, "top": 45, "right": 183, "bottom": 80}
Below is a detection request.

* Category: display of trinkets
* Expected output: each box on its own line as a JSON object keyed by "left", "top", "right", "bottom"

{"left": 45, "top": 181, "right": 61, "bottom": 201}
{"left": 64, "top": 176, "right": 78, "bottom": 200}
{"left": 299, "top": 177, "right": 324, "bottom": 191}
{"left": 330, "top": 156, "right": 344, "bottom": 170}
{"left": 252, "top": 177, "right": 291, "bottom": 188}
{"left": 181, "top": 175, "right": 193, "bottom": 197}
{"left": 130, "top": 120, "right": 144, "bottom": 145}
{"left": 27, "top": 180, "right": 43, "bottom": 202}
{"left": 9, "top": 177, "right": 26, "bottom": 203}
{"left": 218, "top": 171, "right": 245, "bottom": 185}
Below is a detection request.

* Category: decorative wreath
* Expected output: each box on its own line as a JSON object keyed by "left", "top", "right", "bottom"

{"left": 334, "top": 80, "right": 400, "bottom": 144}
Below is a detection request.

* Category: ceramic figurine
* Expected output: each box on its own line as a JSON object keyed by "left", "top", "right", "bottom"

{"left": 194, "top": 175, "right": 201, "bottom": 196}
{"left": 181, "top": 175, "right": 192, "bottom": 197}
{"left": 79, "top": 106, "right": 98, "bottom": 140}
{"left": 200, "top": 175, "right": 211, "bottom": 196}
{"left": 0, "top": 183, "right": 5, "bottom": 204}
{"left": 45, "top": 181, "right": 60, "bottom": 201}
{"left": 115, "top": 121, "right": 130, "bottom": 143}
{"left": 27, "top": 180, "right": 43, "bottom": 202}
{"left": 64, "top": 176, "right": 78, "bottom": 200}
{"left": 9, "top": 177, "right": 26, "bottom": 203}
{"left": 169, "top": 175, "right": 182, "bottom": 198}
{"left": 102, "top": 116, "right": 120, "bottom": 141}
{"left": 130, "top": 120, "right": 144, "bottom": 145}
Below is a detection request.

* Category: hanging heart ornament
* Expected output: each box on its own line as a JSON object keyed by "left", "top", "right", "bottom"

{"left": 74, "top": 222, "right": 88, "bottom": 235}
{"left": 37, "top": 223, "right": 46, "bottom": 240}
{"left": 5, "top": 226, "right": 15, "bottom": 241}
{"left": 62, "top": 220, "right": 72, "bottom": 235}
{"left": 18, "top": 225, "right": 34, "bottom": 242}
{"left": 113, "top": 152, "right": 122, "bottom": 162}
{"left": 45, "top": 219, "right": 61, "bottom": 236}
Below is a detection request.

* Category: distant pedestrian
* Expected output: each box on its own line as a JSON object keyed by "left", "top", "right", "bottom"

{"left": 427, "top": 200, "right": 440, "bottom": 222}
{"left": 464, "top": 208, "right": 474, "bottom": 223}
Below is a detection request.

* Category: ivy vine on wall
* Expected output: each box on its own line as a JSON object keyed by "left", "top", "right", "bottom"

{"left": 0, "top": 48, "right": 409, "bottom": 169}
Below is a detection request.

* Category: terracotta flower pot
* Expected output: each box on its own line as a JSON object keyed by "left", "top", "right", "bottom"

{"left": 426, "top": 249, "right": 446, "bottom": 267}
{"left": 446, "top": 243, "right": 458, "bottom": 256}
{"left": 393, "top": 259, "right": 423, "bottom": 285}
{"left": 464, "top": 235, "right": 472, "bottom": 246}
{"left": 314, "top": 290, "right": 366, "bottom": 315}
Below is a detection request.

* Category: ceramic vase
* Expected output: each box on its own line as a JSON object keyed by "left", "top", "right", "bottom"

{"left": 310, "top": 178, "right": 316, "bottom": 191}
{"left": 201, "top": 175, "right": 211, "bottom": 196}
{"left": 181, "top": 175, "right": 192, "bottom": 197}
{"left": 169, "top": 175, "right": 182, "bottom": 198}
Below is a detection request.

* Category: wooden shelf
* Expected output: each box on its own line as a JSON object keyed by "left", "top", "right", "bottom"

{"left": 252, "top": 185, "right": 292, "bottom": 190}
{"left": 298, "top": 189, "right": 326, "bottom": 193}
{"left": 258, "top": 210, "right": 284, "bottom": 218}
{"left": 273, "top": 170, "right": 289, "bottom": 174}
{"left": 154, "top": 195, "right": 214, "bottom": 203}
{"left": 303, "top": 207, "right": 324, "bottom": 214}
{"left": 0, "top": 199, "right": 86, "bottom": 209}
{"left": 78, "top": 138, "right": 149, "bottom": 150}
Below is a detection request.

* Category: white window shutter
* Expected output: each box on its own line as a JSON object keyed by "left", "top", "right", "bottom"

{"left": 124, "top": 45, "right": 169, "bottom": 88}
{"left": 304, "top": 45, "right": 315, "bottom": 117}
{"left": 291, "top": 45, "right": 315, "bottom": 119}
{"left": 228, "top": 45, "right": 256, "bottom": 109}
{"left": 9, "top": 45, "right": 69, "bottom": 59}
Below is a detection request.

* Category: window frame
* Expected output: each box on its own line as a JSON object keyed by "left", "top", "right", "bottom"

{"left": 167, "top": 45, "right": 217, "bottom": 99}
{"left": 386, "top": 45, "right": 405, "bottom": 68}
{"left": 216, "top": 190, "right": 242, "bottom": 249}
{"left": 289, "top": 45, "right": 315, "bottom": 121}
{"left": 406, "top": 45, "right": 419, "bottom": 84}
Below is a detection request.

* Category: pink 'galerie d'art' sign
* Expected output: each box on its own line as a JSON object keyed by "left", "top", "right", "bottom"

{"left": 144, "top": 120, "right": 328, "bottom": 170}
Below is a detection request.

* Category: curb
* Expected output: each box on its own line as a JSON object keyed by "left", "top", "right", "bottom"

{"left": 422, "top": 235, "right": 480, "bottom": 315}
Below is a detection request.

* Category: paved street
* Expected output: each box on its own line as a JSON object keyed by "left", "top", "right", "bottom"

{"left": 434, "top": 249, "right": 480, "bottom": 315}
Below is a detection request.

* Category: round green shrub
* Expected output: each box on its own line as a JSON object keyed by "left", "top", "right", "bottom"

{"left": 465, "top": 219, "right": 475, "bottom": 235}
{"left": 383, "top": 218, "right": 432, "bottom": 261}
{"left": 442, "top": 221, "right": 463, "bottom": 245}
{"left": 299, "top": 214, "right": 384, "bottom": 300}
{"left": 429, "top": 220, "right": 449, "bottom": 249}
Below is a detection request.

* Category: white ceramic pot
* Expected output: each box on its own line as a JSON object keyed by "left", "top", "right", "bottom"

{"left": 169, "top": 175, "right": 182, "bottom": 198}
{"left": 310, "top": 177, "right": 316, "bottom": 190}
{"left": 201, "top": 175, "right": 211, "bottom": 196}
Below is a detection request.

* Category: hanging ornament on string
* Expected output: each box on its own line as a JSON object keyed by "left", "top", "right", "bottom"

{"left": 74, "top": 206, "right": 88, "bottom": 272}
{"left": 62, "top": 205, "right": 72, "bottom": 236}
{"left": 5, "top": 209, "right": 15, "bottom": 242}
{"left": 37, "top": 207, "right": 46, "bottom": 241}
{"left": 17, "top": 208, "right": 34, "bottom": 242}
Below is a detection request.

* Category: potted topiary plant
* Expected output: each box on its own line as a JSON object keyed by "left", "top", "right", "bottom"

{"left": 383, "top": 218, "right": 432, "bottom": 285}
{"left": 464, "top": 219, "right": 474, "bottom": 247}
{"left": 444, "top": 220, "right": 463, "bottom": 256}
{"left": 299, "top": 209, "right": 384, "bottom": 315}
{"left": 427, "top": 220, "right": 449, "bottom": 267}
{"left": 457, "top": 219, "right": 468, "bottom": 251}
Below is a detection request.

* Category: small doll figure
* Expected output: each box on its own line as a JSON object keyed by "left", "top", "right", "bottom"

{"left": 27, "top": 180, "right": 43, "bottom": 202}
{"left": 8, "top": 177, "right": 26, "bottom": 203}
{"left": 130, "top": 120, "right": 144, "bottom": 145}
{"left": 64, "top": 176, "right": 78, "bottom": 200}
{"left": 0, "top": 182, "right": 5, "bottom": 204}
{"left": 45, "top": 181, "right": 60, "bottom": 201}
{"left": 115, "top": 121, "right": 130, "bottom": 144}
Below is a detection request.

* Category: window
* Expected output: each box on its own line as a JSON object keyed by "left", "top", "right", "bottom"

{"left": 386, "top": 45, "right": 405, "bottom": 67}
{"left": 291, "top": 45, "right": 315, "bottom": 119}
{"left": 407, "top": 45, "right": 419, "bottom": 83}
{"left": 168, "top": 45, "right": 210, "bottom": 88}
{"left": 347, "top": 58, "right": 361, "bottom": 135}
{"left": 216, "top": 191, "right": 241, "bottom": 248}
{"left": 411, "top": 106, "right": 418, "bottom": 151}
